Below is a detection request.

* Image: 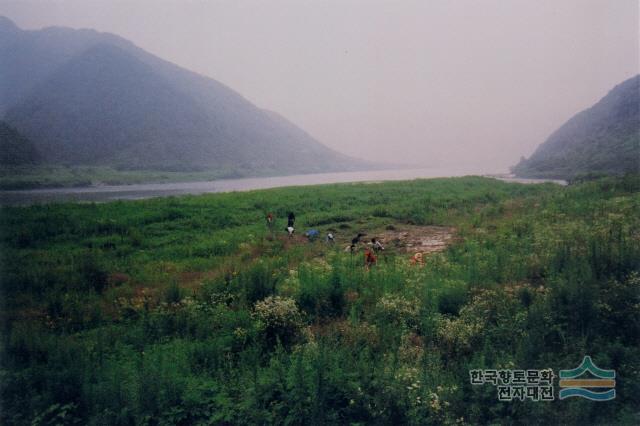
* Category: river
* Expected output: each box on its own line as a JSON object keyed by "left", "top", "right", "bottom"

{"left": 0, "top": 168, "right": 566, "bottom": 206}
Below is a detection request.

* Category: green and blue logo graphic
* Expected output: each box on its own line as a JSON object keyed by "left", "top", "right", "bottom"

{"left": 559, "top": 356, "right": 616, "bottom": 401}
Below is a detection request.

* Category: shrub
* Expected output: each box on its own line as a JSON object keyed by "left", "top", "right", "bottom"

{"left": 239, "top": 261, "right": 277, "bottom": 306}
{"left": 596, "top": 271, "right": 640, "bottom": 341}
{"left": 437, "top": 289, "right": 524, "bottom": 356}
{"left": 296, "top": 263, "right": 345, "bottom": 320}
{"left": 127, "top": 228, "right": 143, "bottom": 247}
{"left": 79, "top": 252, "right": 108, "bottom": 293}
{"left": 163, "top": 281, "right": 184, "bottom": 305}
{"left": 436, "top": 313, "right": 482, "bottom": 356}
{"left": 254, "top": 296, "right": 304, "bottom": 348}
{"left": 437, "top": 280, "right": 469, "bottom": 315}
{"left": 374, "top": 294, "right": 420, "bottom": 330}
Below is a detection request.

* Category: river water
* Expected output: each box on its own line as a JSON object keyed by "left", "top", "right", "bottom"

{"left": 0, "top": 168, "right": 566, "bottom": 206}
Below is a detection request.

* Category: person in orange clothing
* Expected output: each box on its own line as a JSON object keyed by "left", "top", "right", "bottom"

{"left": 410, "top": 252, "right": 424, "bottom": 266}
{"left": 364, "top": 248, "right": 377, "bottom": 268}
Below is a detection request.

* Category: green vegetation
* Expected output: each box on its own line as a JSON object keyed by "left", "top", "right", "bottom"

{"left": 0, "top": 165, "right": 258, "bottom": 190}
{"left": 1, "top": 176, "right": 639, "bottom": 424}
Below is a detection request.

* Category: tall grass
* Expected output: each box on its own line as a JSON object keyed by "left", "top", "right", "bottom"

{"left": 1, "top": 176, "right": 639, "bottom": 424}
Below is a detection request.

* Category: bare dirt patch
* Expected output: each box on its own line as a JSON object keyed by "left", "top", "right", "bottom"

{"left": 377, "top": 225, "right": 456, "bottom": 254}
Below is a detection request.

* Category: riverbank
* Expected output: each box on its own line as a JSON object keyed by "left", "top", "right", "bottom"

{"left": 0, "top": 167, "right": 564, "bottom": 206}
{"left": 0, "top": 165, "right": 268, "bottom": 190}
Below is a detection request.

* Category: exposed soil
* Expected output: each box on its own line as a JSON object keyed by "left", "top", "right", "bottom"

{"left": 281, "top": 224, "right": 457, "bottom": 256}
{"left": 377, "top": 225, "right": 456, "bottom": 254}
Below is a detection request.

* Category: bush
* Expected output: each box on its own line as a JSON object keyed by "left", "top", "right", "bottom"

{"left": 254, "top": 296, "right": 304, "bottom": 348}
{"left": 437, "top": 280, "right": 469, "bottom": 315}
{"left": 374, "top": 294, "right": 420, "bottom": 330}
{"left": 79, "top": 252, "right": 108, "bottom": 293}
{"left": 437, "top": 289, "right": 524, "bottom": 356}
{"left": 239, "top": 261, "right": 277, "bottom": 306}
{"left": 296, "top": 263, "right": 345, "bottom": 320}
{"left": 163, "top": 280, "right": 184, "bottom": 305}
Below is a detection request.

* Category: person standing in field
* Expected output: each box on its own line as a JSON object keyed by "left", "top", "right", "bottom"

{"left": 266, "top": 212, "right": 274, "bottom": 229}
{"left": 287, "top": 212, "right": 296, "bottom": 228}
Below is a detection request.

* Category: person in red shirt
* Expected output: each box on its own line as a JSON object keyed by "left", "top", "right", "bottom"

{"left": 364, "top": 248, "right": 377, "bottom": 268}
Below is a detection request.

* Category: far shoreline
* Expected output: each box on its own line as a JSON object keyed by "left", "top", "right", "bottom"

{"left": 0, "top": 168, "right": 567, "bottom": 206}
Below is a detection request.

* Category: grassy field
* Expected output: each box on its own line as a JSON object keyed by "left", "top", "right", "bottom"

{"left": 1, "top": 176, "right": 639, "bottom": 424}
{"left": 0, "top": 165, "right": 256, "bottom": 190}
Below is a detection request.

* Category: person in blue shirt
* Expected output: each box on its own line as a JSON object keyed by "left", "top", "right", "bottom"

{"left": 305, "top": 229, "right": 319, "bottom": 241}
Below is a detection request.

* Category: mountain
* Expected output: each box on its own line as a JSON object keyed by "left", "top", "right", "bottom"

{"left": 512, "top": 75, "right": 640, "bottom": 179}
{"left": 0, "top": 121, "right": 40, "bottom": 165}
{"left": 0, "top": 17, "right": 368, "bottom": 174}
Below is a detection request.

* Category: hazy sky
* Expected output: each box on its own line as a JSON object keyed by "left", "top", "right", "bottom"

{"left": 1, "top": 0, "right": 638, "bottom": 171}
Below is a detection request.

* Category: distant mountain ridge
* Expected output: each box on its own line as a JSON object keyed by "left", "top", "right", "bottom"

{"left": 0, "top": 17, "right": 370, "bottom": 174}
{"left": 512, "top": 75, "right": 640, "bottom": 179}
{"left": 0, "top": 121, "right": 40, "bottom": 165}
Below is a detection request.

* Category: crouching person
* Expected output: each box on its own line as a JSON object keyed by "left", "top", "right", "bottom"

{"left": 305, "top": 229, "right": 319, "bottom": 241}
{"left": 364, "top": 248, "right": 377, "bottom": 269}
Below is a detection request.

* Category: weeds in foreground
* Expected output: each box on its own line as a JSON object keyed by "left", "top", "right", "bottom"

{"left": 1, "top": 176, "right": 639, "bottom": 424}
